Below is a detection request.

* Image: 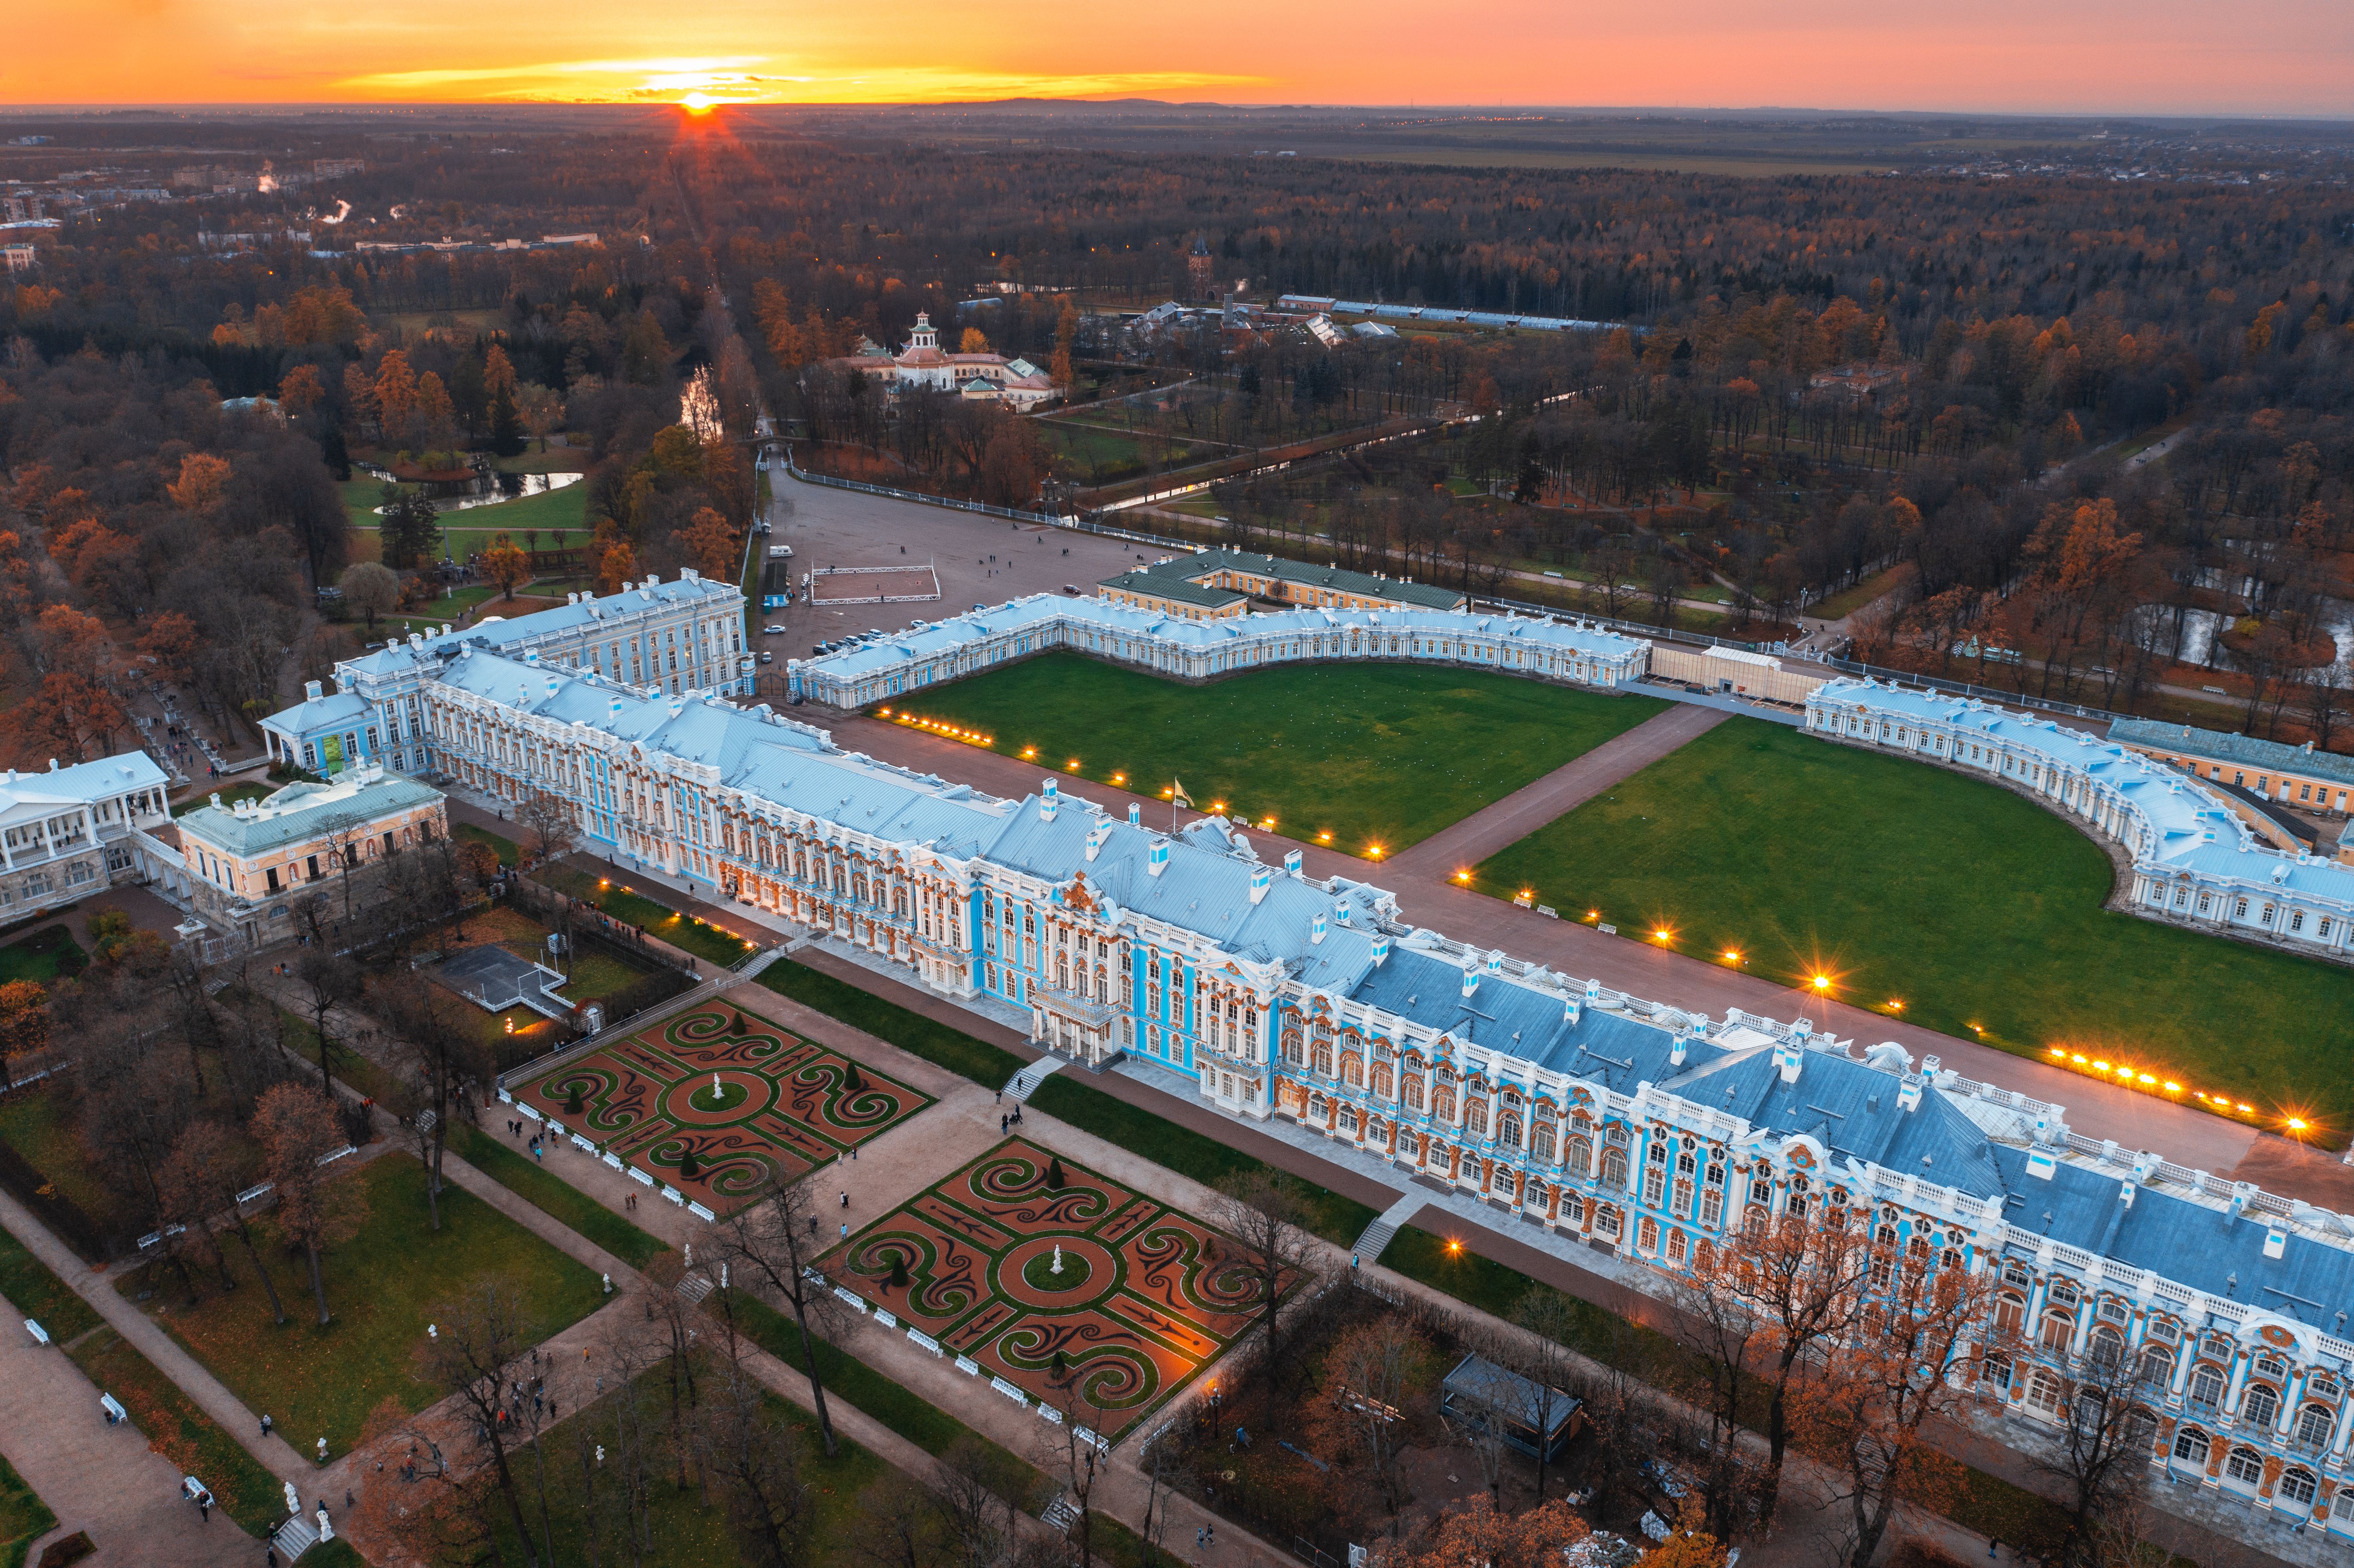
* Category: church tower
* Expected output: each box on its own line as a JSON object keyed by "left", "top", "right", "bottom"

{"left": 1187, "top": 233, "right": 1214, "bottom": 300}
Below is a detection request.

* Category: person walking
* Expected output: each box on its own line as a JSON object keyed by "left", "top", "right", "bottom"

{"left": 840, "top": 1190, "right": 848, "bottom": 1209}
{"left": 260, "top": 1413, "right": 273, "bottom": 1438}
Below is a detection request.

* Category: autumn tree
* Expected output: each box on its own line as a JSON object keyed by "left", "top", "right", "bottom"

{"left": 483, "top": 535, "right": 530, "bottom": 600}
{"left": 278, "top": 363, "right": 327, "bottom": 420}
{"left": 1389, "top": 1498, "right": 1589, "bottom": 1568}
{"left": 1806, "top": 1245, "right": 1999, "bottom": 1568}
{"left": 596, "top": 537, "right": 638, "bottom": 595}
{"left": 515, "top": 789, "right": 578, "bottom": 868}
{"left": 417, "top": 1277, "right": 552, "bottom": 1566}
{"left": 253, "top": 1082, "right": 366, "bottom": 1326}
{"left": 0, "top": 980, "right": 49, "bottom": 1074}
{"left": 167, "top": 451, "right": 233, "bottom": 513}
{"left": 1051, "top": 299, "right": 1077, "bottom": 392}
{"left": 158, "top": 1120, "right": 279, "bottom": 1313}
{"left": 697, "top": 1361, "right": 811, "bottom": 1568}
{"left": 678, "top": 506, "right": 739, "bottom": 584}
{"left": 1303, "top": 1313, "right": 1429, "bottom": 1526}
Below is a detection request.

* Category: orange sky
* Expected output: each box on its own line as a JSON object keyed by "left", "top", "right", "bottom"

{"left": 6, "top": 0, "right": 2351, "bottom": 116}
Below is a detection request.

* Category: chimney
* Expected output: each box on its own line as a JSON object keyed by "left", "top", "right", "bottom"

{"left": 408, "top": 633, "right": 424, "bottom": 650}
{"left": 1897, "top": 1072, "right": 1923, "bottom": 1114}
{"left": 1773, "top": 1038, "right": 1804, "bottom": 1085}
{"left": 1086, "top": 820, "right": 1109, "bottom": 862}
{"left": 1283, "top": 849, "right": 1302, "bottom": 875}
{"left": 441, "top": 623, "right": 452, "bottom": 637}
{"left": 1789, "top": 1017, "right": 1813, "bottom": 1046}
{"left": 1148, "top": 840, "right": 1169, "bottom": 877}
{"left": 1485, "top": 950, "right": 1503, "bottom": 976}
{"left": 47, "top": 758, "right": 57, "bottom": 772}
{"left": 609, "top": 697, "right": 624, "bottom": 722}
{"left": 1127, "top": 802, "right": 1141, "bottom": 826}
{"left": 546, "top": 674, "right": 559, "bottom": 698}
{"left": 1312, "top": 911, "right": 1329, "bottom": 944}
{"left": 1335, "top": 902, "right": 1351, "bottom": 925}
{"left": 1460, "top": 964, "right": 1477, "bottom": 999}
{"left": 1670, "top": 1031, "right": 1690, "bottom": 1069}
{"left": 1921, "top": 1054, "right": 1941, "bottom": 1079}
{"left": 1371, "top": 933, "right": 1390, "bottom": 966}
{"left": 2118, "top": 1180, "right": 2137, "bottom": 1210}
{"left": 209, "top": 791, "right": 222, "bottom": 807}
{"left": 1040, "top": 778, "right": 1059, "bottom": 822}
{"left": 1249, "top": 865, "right": 1270, "bottom": 903}
{"left": 305, "top": 679, "right": 324, "bottom": 701}
{"left": 525, "top": 649, "right": 540, "bottom": 666}
{"left": 2264, "top": 1224, "right": 2288, "bottom": 1260}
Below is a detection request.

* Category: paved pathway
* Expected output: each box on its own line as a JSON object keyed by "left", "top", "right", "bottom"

{"left": 1383, "top": 703, "right": 1728, "bottom": 879}
{"left": 0, "top": 1290, "right": 257, "bottom": 1568}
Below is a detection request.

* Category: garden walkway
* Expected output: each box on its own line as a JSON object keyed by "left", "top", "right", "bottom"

{"left": 0, "top": 1286, "right": 257, "bottom": 1568}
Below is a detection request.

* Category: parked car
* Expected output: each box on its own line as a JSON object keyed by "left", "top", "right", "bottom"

{"left": 763, "top": 624, "right": 785, "bottom": 635}
{"left": 760, "top": 650, "right": 773, "bottom": 664}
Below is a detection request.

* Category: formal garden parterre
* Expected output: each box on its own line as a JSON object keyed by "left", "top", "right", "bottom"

{"left": 827, "top": 1139, "right": 1293, "bottom": 1437}
{"left": 517, "top": 1005, "right": 931, "bottom": 1214}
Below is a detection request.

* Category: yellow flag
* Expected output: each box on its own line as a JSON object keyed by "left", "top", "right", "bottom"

{"left": 1171, "top": 778, "right": 1192, "bottom": 809}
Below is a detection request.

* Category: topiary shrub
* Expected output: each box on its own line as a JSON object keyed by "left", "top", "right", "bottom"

{"left": 843, "top": 1061, "right": 864, "bottom": 1092}
{"left": 678, "top": 1149, "right": 701, "bottom": 1180}
{"left": 1045, "top": 1156, "right": 1065, "bottom": 1191}
{"left": 888, "top": 1255, "right": 909, "bottom": 1291}
{"left": 564, "top": 1086, "right": 585, "bottom": 1117}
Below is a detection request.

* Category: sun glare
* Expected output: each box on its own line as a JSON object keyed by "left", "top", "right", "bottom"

{"left": 681, "top": 92, "right": 716, "bottom": 115}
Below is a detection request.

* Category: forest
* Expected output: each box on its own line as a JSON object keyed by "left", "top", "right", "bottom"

{"left": 0, "top": 108, "right": 2346, "bottom": 753}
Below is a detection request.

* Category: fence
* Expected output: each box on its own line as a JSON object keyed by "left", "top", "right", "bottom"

{"left": 1816, "top": 655, "right": 2133, "bottom": 726}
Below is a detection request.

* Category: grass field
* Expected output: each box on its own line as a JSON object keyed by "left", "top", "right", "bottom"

{"left": 539, "top": 865, "right": 756, "bottom": 966}
{"left": 0, "top": 924, "right": 84, "bottom": 983}
{"left": 449, "top": 1121, "right": 669, "bottom": 1269}
{"left": 882, "top": 653, "right": 1671, "bottom": 855}
{"left": 1809, "top": 565, "right": 1911, "bottom": 621}
{"left": 756, "top": 961, "right": 1028, "bottom": 1088}
{"left": 0, "top": 1453, "right": 56, "bottom": 1568}
{"left": 1473, "top": 717, "right": 2354, "bottom": 1127}
{"left": 131, "top": 1151, "right": 607, "bottom": 1454}
{"left": 0, "top": 1089, "right": 131, "bottom": 1236}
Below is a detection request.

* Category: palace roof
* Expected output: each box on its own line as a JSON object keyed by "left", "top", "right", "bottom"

{"left": 2110, "top": 717, "right": 2354, "bottom": 789}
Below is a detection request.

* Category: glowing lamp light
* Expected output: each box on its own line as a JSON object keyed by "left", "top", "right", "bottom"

{"left": 1317, "top": 831, "right": 1333, "bottom": 840}
{"left": 1887, "top": 999, "right": 1904, "bottom": 1011}
{"left": 1723, "top": 949, "right": 1741, "bottom": 961}
{"left": 2238, "top": 1102, "right": 2255, "bottom": 1113}
{"left": 2071, "top": 1053, "right": 2087, "bottom": 1064}
{"left": 2164, "top": 1082, "right": 2182, "bottom": 1093}
{"left": 2288, "top": 1117, "right": 2310, "bottom": 1132}
{"left": 1455, "top": 870, "right": 1472, "bottom": 883}
{"left": 1445, "top": 1239, "right": 1462, "bottom": 1256}
{"left": 2137, "top": 1073, "right": 2156, "bottom": 1085}
{"left": 878, "top": 706, "right": 892, "bottom": 716}
{"left": 1068, "top": 760, "right": 1081, "bottom": 771}
{"left": 1811, "top": 974, "right": 1830, "bottom": 990}
{"left": 1112, "top": 773, "right": 1127, "bottom": 784}
{"left": 1368, "top": 845, "right": 1385, "bottom": 859}
{"left": 1211, "top": 801, "right": 1227, "bottom": 812}
{"left": 1654, "top": 928, "right": 1672, "bottom": 943}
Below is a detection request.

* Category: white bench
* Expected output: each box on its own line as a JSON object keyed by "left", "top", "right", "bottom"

{"left": 99, "top": 1393, "right": 128, "bottom": 1425}
{"left": 23, "top": 1319, "right": 48, "bottom": 1347}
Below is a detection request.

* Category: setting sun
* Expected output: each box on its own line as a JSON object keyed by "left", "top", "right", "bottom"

{"left": 680, "top": 92, "right": 716, "bottom": 114}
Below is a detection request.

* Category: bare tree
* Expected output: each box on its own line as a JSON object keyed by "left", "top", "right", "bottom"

{"left": 931, "top": 1435, "right": 1023, "bottom": 1568}
{"left": 155, "top": 1120, "right": 255, "bottom": 1302}
{"left": 2027, "top": 1346, "right": 2162, "bottom": 1568}
{"left": 291, "top": 943, "right": 364, "bottom": 1100}
{"left": 715, "top": 1177, "right": 850, "bottom": 1456}
{"left": 1507, "top": 1288, "right": 1584, "bottom": 1506}
{"left": 516, "top": 788, "right": 580, "bottom": 869}
{"left": 1209, "top": 1169, "right": 1319, "bottom": 1406}
{"left": 419, "top": 1277, "right": 555, "bottom": 1567}
{"left": 698, "top": 1361, "right": 812, "bottom": 1568}
{"left": 380, "top": 984, "right": 492, "bottom": 1231}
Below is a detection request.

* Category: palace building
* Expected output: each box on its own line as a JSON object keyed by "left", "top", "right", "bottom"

{"left": 785, "top": 590, "right": 1647, "bottom": 709}
{"left": 828, "top": 312, "right": 1056, "bottom": 411}
{"left": 0, "top": 753, "right": 173, "bottom": 920}
{"left": 374, "top": 631, "right": 2354, "bottom": 1545}
{"left": 1098, "top": 549, "right": 1469, "bottom": 619}
{"left": 263, "top": 569, "right": 746, "bottom": 777}
{"left": 165, "top": 767, "right": 449, "bottom": 941}
{"left": 1806, "top": 678, "right": 2354, "bottom": 961}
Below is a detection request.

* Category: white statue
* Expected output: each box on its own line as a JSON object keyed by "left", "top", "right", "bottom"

{"left": 711, "top": 1071, "right": 722, "bottom": 1101}
{"left": 318, "top": 1506, "right": 334, "bottom": 1542}
{"left": 1051, "top": 1244, "right": 1063, "bottom": 1275}
{"left": 426, "top": 1323, "right": 437, "bottom": 1340}
{"left": 283, "top": 1482, "right": 300, "bottom": 1517}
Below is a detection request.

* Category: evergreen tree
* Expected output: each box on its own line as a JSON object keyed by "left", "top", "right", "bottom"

{"left": 488, "top": 382, "right": 525, "bottom": 457}
{"left": 319, "top": 421, "right": 352, "bottom": 481}
{"left": 1045, "top": 1156, "right": 1065, "bottom": 1190}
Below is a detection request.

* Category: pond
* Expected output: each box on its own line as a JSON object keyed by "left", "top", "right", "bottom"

{"left": 357, "top": 463, "right": 583, "bottom": 515}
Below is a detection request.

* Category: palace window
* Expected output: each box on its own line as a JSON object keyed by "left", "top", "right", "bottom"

{"left": 1404, "top": 1077, "right": 1424, "bottom": 1111}
{"left": 2188, "top": 1365, "right": 2226, "bottom": 1412}
{"left": 2242, "top": 1384, "right": 2280, "bottom": 1428}
{"left": 2089, "top": 1326, "right": 2125, "bottom": 1374}
{"left": 2296, "top": 1404, "right": 2335, "bottom": 1452}
{"left": 1603, "top": 1145, "right": 1629, "bottom": 1191}
{"left": 2235, "top": 897, "right": 2250, "bottom": 919}
{"left": 1531, "top": 1122, "right": 1555, "bottom": 1162}
{"left": 1498, "top": 1112, "right": 1520, "bottom": 1145}
{"left": 1667, "top": 1229, "right": 1688, "bottom": 1264}
{"left": 1638, "top": 1217, "right": 1659, "bottom": 1253}
{"left": 2281, "top": 1468, "right": 2318, "bottom": 1507}
{"left": 2135, "top": 1347, "right": 2173, "bottom": 1393}
{"left": 2172, "top": 1427, "right": 2209, "bottom": 1465}
{"left": 1466, "top": 1101, "right": 1487, "bottom": 1136}
{"left": 1995, "top": 1294, "right": 2027, "bottom": 1335}
{"left": 1566, "top": 1133, "right": 1592, "bottom": 1173}
{"left": 2225, "top": 1448, "right": 2265, "bottom": 1487}
{"left": 2026, "top": 1371, "right": 2064, "bottom": 1419}
{"left": 1435, "top": 1089, "right": 1457, "bottom": 1121}
{"left": 2040, "top": 1313, "right": 2075, "bottom": 1353}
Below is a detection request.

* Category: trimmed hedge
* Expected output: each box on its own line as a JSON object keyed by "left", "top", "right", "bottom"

{"left": 756, "top": 962, "right": 1025, "bottom": 1088}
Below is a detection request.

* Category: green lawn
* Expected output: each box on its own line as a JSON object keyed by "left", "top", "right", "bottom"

{"left": 1473, "top": 716, "right": 2354, "bottom": 1126}
{"left": 481, "top": 1372, "right": 889, "bottom": 1568}
{"left": 0, "top": 1454, "right": 56, "bottom": 1568}
{"left": 755, "top": 962, "right": 1027, "bottom": 1089}
{"left": 67, "top": 1325, "right": 286, "bottom": 1532}
{"left": 458, "top": 821, "right": 521, "bottom": 866}
{"left": 131, "top": 1151, "right": 607, "bottom": 1454}
{"left": 1028, "top": 1074, "right": 1379, "bottom": 1249}
{"left": 884, "top": 653, "right": 1671, "bottom": 855}
{"left": 540, "top": 866, "right": 756, "bottom": 966}
{"left": 0, "top": 1226, "right": 99, "bottom": 1345}
{"left": 1809, "top": 564, "right": 1910, "bottom": 621}
{"left": 0, "top": 1089, "right": 133, "bottom": 1243}
{"left": 0, "top": 924, "right": 84, "bottom": 983}
{"left": 450, "top": 1121, "right": 669, "bottom": 1269}
{"left": 731, "top": 1294, "right": 1049, "bottom": 1508}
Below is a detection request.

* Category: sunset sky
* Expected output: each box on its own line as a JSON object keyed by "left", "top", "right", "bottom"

{"left": 7, "top": 0, "right": 2351, "bottom": 116}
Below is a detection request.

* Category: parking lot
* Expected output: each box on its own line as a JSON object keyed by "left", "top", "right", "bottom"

{"left": 750, "top": 461, "right": 1175, "bottom": 661}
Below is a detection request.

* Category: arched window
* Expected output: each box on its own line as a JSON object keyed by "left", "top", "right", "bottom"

{"left": 1313, "top": 1042, "right": 1333, "bottom": 1076}
{"left": 1566, "top": 1134, "right": 1592, "bottom": 1174}
{"left": 2280, "top": 1468, "right": 2318, "bottom": 1507}
{"left": 1342, "top": 1056, "right": 1362, "bottom": 1087}
{"left": 2089, "top": 1326, "right": 2125, "bottom": 1374}
{"left": 1638, "top": 1217, "right": 1659, "bottom": 1253}
{"left": 2135, "top": 1347, "right": 2173, "bottom": 1394}
{"left": 2224, "top": 1447, "right": 2265, "bottom": 1487}
{"left": 1531, "top": 1122, "right": 1555, "bottom": 1162}
{"left": 1499, "top": 1112, "right": 1522, "bottom": 1146}
{"left": 1373, "top": 1066, "right": 1393, "bottom": 1099}
{"left": 1994, "top": 1294, "right": 2027, "bottom": 1335}
{"left": 2243, "top": 1384, "right": 2280, "bottom": 1428}
{"left": 2188, "top": 1364, "right": 2226, "bottom": 1412}
{"left": 1404, "top": 1077, "right": 1424, "bottom": 1111}
{"left": 1602, "top": 1146, "right": 1629, "bottom": 1190}
{"left": 1435, "top": 1089, "right": 1457, "bottom": 1122}
{"left": 2298, "top": 1405, "right": 2335, "bottom": 1452}
{"left": 2026, "top": 1371, "right": 2064, "bottom": 1419}
{"left": 1667, "top": 1229, "right": 1689, "bottom": 1264}
{"left": 1466, "top": 1101, "right": 1488, "bottom": 1137}
{"left": 2040, "top": 1313, "right": 2075, "bottom": 1353}
{"left": 2172, "top": 1427, "right": 2209, "bottom": 1465}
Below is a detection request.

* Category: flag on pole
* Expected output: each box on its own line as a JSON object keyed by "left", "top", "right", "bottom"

{"left": 1171, "top": 778, "right": 1192, "bottom": 809}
